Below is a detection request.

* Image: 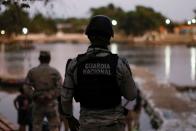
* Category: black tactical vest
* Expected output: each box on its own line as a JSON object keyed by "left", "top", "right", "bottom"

{"left": 74, "top": 53, "right": 121, "bottom": 110}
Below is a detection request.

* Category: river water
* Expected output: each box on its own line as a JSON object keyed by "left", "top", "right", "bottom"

{"left": 0, "top": 42, "right": 195, "bottom": 130}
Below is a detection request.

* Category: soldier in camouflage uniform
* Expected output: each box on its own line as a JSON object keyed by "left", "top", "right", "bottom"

{"left": 61, "top": 15, "right": 137, "bottom": 131}
{"left": 24, "top": 51, "right": 61, "bottom": 131}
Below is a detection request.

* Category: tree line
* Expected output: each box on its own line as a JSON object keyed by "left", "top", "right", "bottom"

{"left": 0, "top": 3, "right": 57, "bottom": 36}
{"left": 0, "top": 3, "right": 180, "bottom": 36}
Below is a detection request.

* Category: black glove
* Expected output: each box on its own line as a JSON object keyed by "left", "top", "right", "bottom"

{"left": 66, "top": 115, "right": 80, "bottom": 131}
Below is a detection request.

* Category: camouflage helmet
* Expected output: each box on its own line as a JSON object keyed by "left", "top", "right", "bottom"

{"left": 85, "top": 15, "right": 114, "bottom": 38}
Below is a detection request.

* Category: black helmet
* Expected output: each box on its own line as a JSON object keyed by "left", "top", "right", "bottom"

{"left": 85, "top": 15, "right": 114, "bottom": 38}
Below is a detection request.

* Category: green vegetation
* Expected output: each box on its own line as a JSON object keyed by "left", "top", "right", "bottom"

{"left": 0, "top": 3, "right": 57, "bottom": 36}
{"left": 90, "top": 4, "right": 167, "bottom": 36}
{"left": 30, "top": 13, "right": 57, "bottom": 34}
{"left": 0, "top": 4, "right": 30, "bottom": 35}
{"left": 0, "top": 2, "right": 179, "bottom": 36}
{"left": 121, "top": 6, "right": 166, "bottom": 35}
{"left": 90, "top": 4, "right": 126, "bottom": 32}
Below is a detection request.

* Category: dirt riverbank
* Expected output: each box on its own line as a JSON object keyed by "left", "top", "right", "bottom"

{"left": 0, "top": 33, "right": 196, "bottom": 46}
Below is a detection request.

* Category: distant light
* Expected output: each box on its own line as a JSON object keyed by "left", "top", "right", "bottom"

{"left": 187, "top": 20, "right": 192, "bottom": 25}
{"left": 112, "top": 20, "right": 118, "bottom": 26}
{"left": 1, "top": 30, "right": 5, "bottom": 35}
{"left": 190, "top": 48, "right": 196, "bottom": 81}
{"left": 165, "top": 19, "right": 171, "bottom": 25}
{"left": 165, "top": 46, "right": 171, "bottom": 79}
{"left": 110, "top": 43, "right": 118, "bottom": 54}
{"left": 22, "top": 27, "right": 28, "bottom": 35}
{"left": 192, "top": 18, "right": 196, "bottom": 24}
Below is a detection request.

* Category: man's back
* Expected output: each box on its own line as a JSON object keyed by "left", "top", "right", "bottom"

{"left": 29, "top": 64, "right": 61, "bottom": 91}
{"left": 64, "top": 47, "right": 136, "bottom": 126}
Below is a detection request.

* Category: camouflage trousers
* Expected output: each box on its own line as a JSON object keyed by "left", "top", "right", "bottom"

{"left": 79, "top": 123, "right": 125, "bottom": 131}
{"left": 32, "top": 103, "right": 60, "bottom": 131}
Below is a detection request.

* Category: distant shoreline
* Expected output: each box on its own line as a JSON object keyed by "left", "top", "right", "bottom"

{"left": 0, "top": 32, "right": 196, "bottom": 46}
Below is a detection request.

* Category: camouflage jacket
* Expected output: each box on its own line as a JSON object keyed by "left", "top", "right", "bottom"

{"left": 24, "top": 64, "right": 62, "bottom": 106}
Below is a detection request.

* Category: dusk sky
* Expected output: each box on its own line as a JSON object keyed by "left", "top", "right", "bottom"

{"left": 29, "top": 0, "right": 196, "bottom": 22}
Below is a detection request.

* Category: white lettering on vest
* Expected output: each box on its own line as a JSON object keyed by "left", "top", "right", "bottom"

{"left": 83, "top": 63, "right": 111, "bottom": 75}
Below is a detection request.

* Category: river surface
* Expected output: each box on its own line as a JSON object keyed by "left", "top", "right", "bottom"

{"left": 0, "top": 42, "right": 196, "bottom": 130}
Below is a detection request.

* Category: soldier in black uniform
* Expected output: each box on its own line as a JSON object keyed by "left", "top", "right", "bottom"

{"left": 62, "top": 15, "right": 137, "bottom": 131}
